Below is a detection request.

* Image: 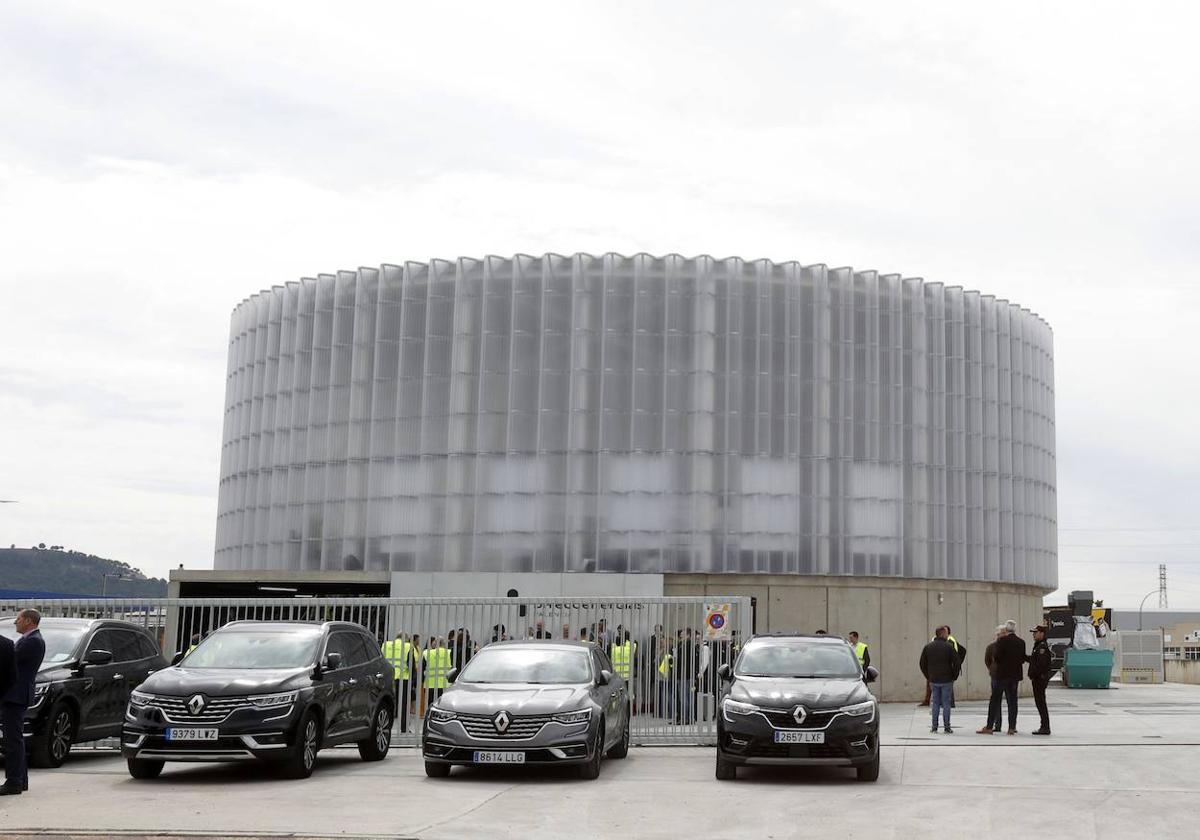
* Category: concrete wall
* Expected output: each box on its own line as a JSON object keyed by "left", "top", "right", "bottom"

{"left": 1165, "top": 660, "right": 1200, "bottom": 685}
{"left": 665, "top": 574, "right": 1047, "bottom": 701}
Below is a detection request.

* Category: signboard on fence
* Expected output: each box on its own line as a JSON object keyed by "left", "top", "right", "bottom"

{"left": 704, "top": 602, "right": 732, "bottom": 640}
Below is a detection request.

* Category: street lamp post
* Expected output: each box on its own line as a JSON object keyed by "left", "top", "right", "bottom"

{"left": 101, "top": 573, "right": 134, "bottom": 597}
{"left": 1137, "top": 589, "right": 1161, "bottom": 631}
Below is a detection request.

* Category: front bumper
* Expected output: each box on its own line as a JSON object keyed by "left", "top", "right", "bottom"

{"left": 718, "top": 706, "right": 879, "bottom": 768}
{"left": 121, "top": 700, "right": 304, "bottom": 763}
{"left": 422, "top": 716, "right": 597, "bottom": 766}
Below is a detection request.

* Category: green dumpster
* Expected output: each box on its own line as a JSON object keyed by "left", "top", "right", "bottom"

{"left": 1062, "top": 648, "right": 1114, "bottom": 689}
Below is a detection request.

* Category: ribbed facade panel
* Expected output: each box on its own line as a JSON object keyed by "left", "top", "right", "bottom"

{"left": 215, "top": 253, "right": 1057, "bottom": 589}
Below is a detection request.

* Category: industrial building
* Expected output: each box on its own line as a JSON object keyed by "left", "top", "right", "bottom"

{"left": 192, "top": 253, "right": 1058, "bottom": 699}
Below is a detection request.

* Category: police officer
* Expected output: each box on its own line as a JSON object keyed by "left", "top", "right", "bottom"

{"left": 848, "top": 631, "right": 871, "bottom": 670}
{"left": 1028, "top": 625, "right": 1053, "bottom": 735}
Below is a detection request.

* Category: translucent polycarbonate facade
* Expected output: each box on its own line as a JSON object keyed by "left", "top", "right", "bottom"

{"left": 216, "top": 254, "right": 1057, "bottom": 589}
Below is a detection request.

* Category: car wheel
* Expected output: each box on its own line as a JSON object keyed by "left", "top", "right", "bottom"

{"left": 281, "top": 710, "right": 321, "bottom": 779}
{"left": 856, "top": 750, "right": 880, "bottom": 782}
{"left": 29, "top": 703, "right": 75, "bottom": 769}
{"left": 606, "top": 706, "right": 630, "bottom": 759}
{"left": 358, "top": 703, "right": 393, "bottom": 762}
{"left": 126, "top": 757, "right": 165, "bottom": 779}
{"left": 424, "top": 760, "right": 451, "bottom": 778}
{"left": 715, "top": 751, "right": 737, "bottom": 780}
{"left": 578, "top": 725, "right": 604, "bottom": 780}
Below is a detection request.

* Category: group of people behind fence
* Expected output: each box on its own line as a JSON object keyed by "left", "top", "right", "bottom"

{"left": 919, "top": 619, "right": 1054, "bottom": 735}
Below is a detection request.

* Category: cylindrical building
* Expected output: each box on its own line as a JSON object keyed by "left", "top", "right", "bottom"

{"left": 215, "top": 253, "right": 1056, "bottom": 699}
{"left": 217, "top": 253, "right": 1055, "bottom": 584}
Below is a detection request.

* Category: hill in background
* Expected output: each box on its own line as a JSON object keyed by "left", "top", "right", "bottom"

{"left": 0, "top": 546, "right": 168, "bottom": 597}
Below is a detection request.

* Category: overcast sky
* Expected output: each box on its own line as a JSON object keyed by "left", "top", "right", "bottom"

{"left": 2, "top": 1, "right": 1197, "bottom": 607}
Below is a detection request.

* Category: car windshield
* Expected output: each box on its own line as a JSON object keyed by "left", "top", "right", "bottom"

{"left": 735, "top": 641, "right": 861, "bottom": 679}
{"left": 458, "top": 647, "right": 592, "bottom": 684}
{"left": 184, "top": 629, "right": 321, "bottom": 669}
{"left": 0, "top": 623, "right": 85, "bottom": 666}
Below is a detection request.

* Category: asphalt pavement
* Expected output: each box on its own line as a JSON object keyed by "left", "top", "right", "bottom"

{"left": 2, "top": 681, "right": 1198, "bottom": 840}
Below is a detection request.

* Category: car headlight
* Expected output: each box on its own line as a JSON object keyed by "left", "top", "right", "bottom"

{"left": 552, "top": 708, "right": 592, "bottom": 725}
{"left": 33, "top": 683, "right": 48, "bottom": 699}
{"left": 428, "top": 706, "right": 457, "bottom": 723}
{"left": 129, "top": 690, "right": 152, "bottom": 707}
{"left": 721, "top": 698, "right": 759, "bottom": 717}
{"left": 249, "top": 691, "right": 297, "bottom": 708}
{"left": 839, "top": 700, "right": 876, "bottom": 720}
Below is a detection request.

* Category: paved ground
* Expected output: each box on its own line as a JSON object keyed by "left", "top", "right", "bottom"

{"left": 2, "top": 681, "right": 1198, "bottom": 840}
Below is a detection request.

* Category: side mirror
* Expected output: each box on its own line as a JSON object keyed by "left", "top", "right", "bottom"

{"left": 83, "top": 649, "right": 113, "bottom": 667}
{"left": 446, "top": 667, "right": 459, "bottom": 684}
{"left": 170, "top": 651, "right": 185, "bottom": 666}
{"left": 864, "top": 666, "right": 879, "bottom": 684}
{"left": 717, "top": 664, "right": 732, "bottom": 682}
{"left": 323, "top": 652, "right": 343, "bottom": 672}
{"left": 597, "top": 670, "right": 614, "bottom": 687}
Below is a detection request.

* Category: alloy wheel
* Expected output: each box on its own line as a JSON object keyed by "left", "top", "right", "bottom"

{"left": 302, "top": 719, "right": 318, "bottom": 770}
{"left": 375, "top": 708, "right": 391, "bottom": 753}
{"left": 51, "top": 710, "right": 72, "bottom": 762}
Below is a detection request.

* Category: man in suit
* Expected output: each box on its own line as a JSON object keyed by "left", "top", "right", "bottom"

{"left": 2, "top": 609, "right": 47, "bottom": 795}
{"left": 0, "top": 633, "right": 15, "bottom": 702}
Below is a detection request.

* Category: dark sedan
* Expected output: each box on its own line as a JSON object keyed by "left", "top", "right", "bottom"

{"left": 0, "top": 617, "right": 166, "bottom": 767}
{"left": 716, "top": 634, "right": 880, "bottom": 781}
{"left": 422, "top": 641, "right": 630, "bottom": 779}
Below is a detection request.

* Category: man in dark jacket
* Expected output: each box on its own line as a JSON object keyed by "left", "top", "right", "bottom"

{"left": 0, "top": 634, "right": 15, "bottom": 701}
{"left": 977, "top": 625, "right": 1007, "bottom": 734}
{"left": 992, "top": 619, "right": 1027, "bottom": 734}
{"left": 1027, "top": 625, "right": 1054, "bottom": 735}
{"left": 2, "top": 609, "right": 47, "bottom": 796}
{"left": 919, "top": 627, "right": 961, "bottom": 733}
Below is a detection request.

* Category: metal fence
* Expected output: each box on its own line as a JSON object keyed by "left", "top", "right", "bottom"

{"left": 2, "top": 595, "right": 753, "bottom": 747}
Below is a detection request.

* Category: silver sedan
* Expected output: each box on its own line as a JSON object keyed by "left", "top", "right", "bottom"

{"left": 422, "top": 641, "right": 630, "bottom": 779}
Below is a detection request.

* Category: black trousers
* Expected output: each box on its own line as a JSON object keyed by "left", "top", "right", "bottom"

{"left": 1031, "top": 677, "right": 1050, "bottom": 731}
{"left": 394, "top": 679, "right": 411, "bottom": 732}
{"left": 2, "top": 702, "right": 28, "bottom": 788}
{"left": 998, "top": 678, "right": 1019, "bottom": 730}
{"left": 986, "top": 678, "right": 1003, "bottom": 730}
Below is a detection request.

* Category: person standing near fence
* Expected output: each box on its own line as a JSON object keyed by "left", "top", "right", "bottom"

{"left": 382, "top": 632, "right": 414, "bottom": 733}
{"left": 848, "top": 632, "right": 870, "bottom": 670}
{"left": 2, "top": 609, "right": 46, "bottom": 796}
{"left": 656, "top": 636, "right": 674, "bottom": 719}
{"left": 423, "top": 637, "right": 452, "bottom": 709}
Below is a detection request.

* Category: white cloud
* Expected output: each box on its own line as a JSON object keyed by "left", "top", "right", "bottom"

{"left": 1, "top": 1, "right": 1198, "bottom": 604}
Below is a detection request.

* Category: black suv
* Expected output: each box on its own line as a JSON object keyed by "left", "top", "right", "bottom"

{"left": 121, "top": 620, "right": 395, "bottom": 779}
{"left": 0, "top": 617, "right": 167, "bottom": 767}
{"left": 715, "top": 634, "right": 880, "bottom": 782}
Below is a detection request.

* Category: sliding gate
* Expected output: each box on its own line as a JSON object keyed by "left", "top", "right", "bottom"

{"left": 3, "top": 595, "right": 753, "bottom": 746}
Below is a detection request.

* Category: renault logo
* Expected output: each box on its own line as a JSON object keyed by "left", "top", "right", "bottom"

{"left": 187, "top": 694, "right": 207, "bottom": 715}
{"left": 792, "top": 705, "right": 808, "bottom": 726}
{"left": 493, "top": 711, "right": 511, "bottom": 734}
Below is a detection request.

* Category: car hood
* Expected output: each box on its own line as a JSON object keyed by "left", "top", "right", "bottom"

{"left": 437, "top": 682, "right": 593, "bottom": 715}
{"left": 139, "top": 666, "right": 312, "bottom": 697}
{"left": 730, "top": 676, "right": 872, "bottom": 710}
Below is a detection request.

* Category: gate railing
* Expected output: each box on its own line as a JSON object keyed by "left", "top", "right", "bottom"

{"left": 2, "top": 596, "right": 753, "bottom": 747}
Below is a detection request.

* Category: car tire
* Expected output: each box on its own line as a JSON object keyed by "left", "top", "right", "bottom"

{"left": 715, "top": 751, "right": 737, "bottom": 780}
{"left": 424, "top": 760, "right": 451, "bottom": 778}
{"left": 358, "top": 703, "right": 392, "bottom": 762}
{"left": 856, "top": 751, "right": 880, "bottom": 782}
{"left": 606, "top": 706, "right": 630, "bottom": 759}
{"left": 126, "top": 757, "right": 165, "bottom": 779}
{"left": 280, "top": 710, "right": 321, "bottom": 779}
{"left": 29, "top": 702, "right": 75, "bottom": 769}
{"left": 578, "top": 725, "right": 604, "bottom": 780}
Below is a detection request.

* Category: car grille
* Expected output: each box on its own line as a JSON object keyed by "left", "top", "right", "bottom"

{"left": 456, "top": 713, "right": 552, "bottom": 740}
{"left": 759, "top": 708, "right": 840, "bottom": 730}
{"left": 144, "top": 695, "right": 252, "bottom": 724}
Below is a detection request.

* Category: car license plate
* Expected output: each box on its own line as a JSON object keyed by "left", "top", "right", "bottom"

{"left": 165, "top": 728, "right": 219, "bottom": 741}
{"left": 774, "top": 730, "right": 825, "bottom": 744}
{"left": 472, "top": 751, "right": 525, "bottom": 764}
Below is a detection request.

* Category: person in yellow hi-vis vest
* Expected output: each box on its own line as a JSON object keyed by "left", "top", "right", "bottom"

{"left": 847, "top": 631, "right": 871, "bottom": 670}
{"left": 382, "top": 632, "right": 414, "bottom": 732}
{"left": 423, "top": 637, "right": 453, "bottom": 708}
{"left": 610, "top": 633, "right": 638, "bottom": 704}
{"left": 656, "top": 636, "right": 674, "bottom": 720}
